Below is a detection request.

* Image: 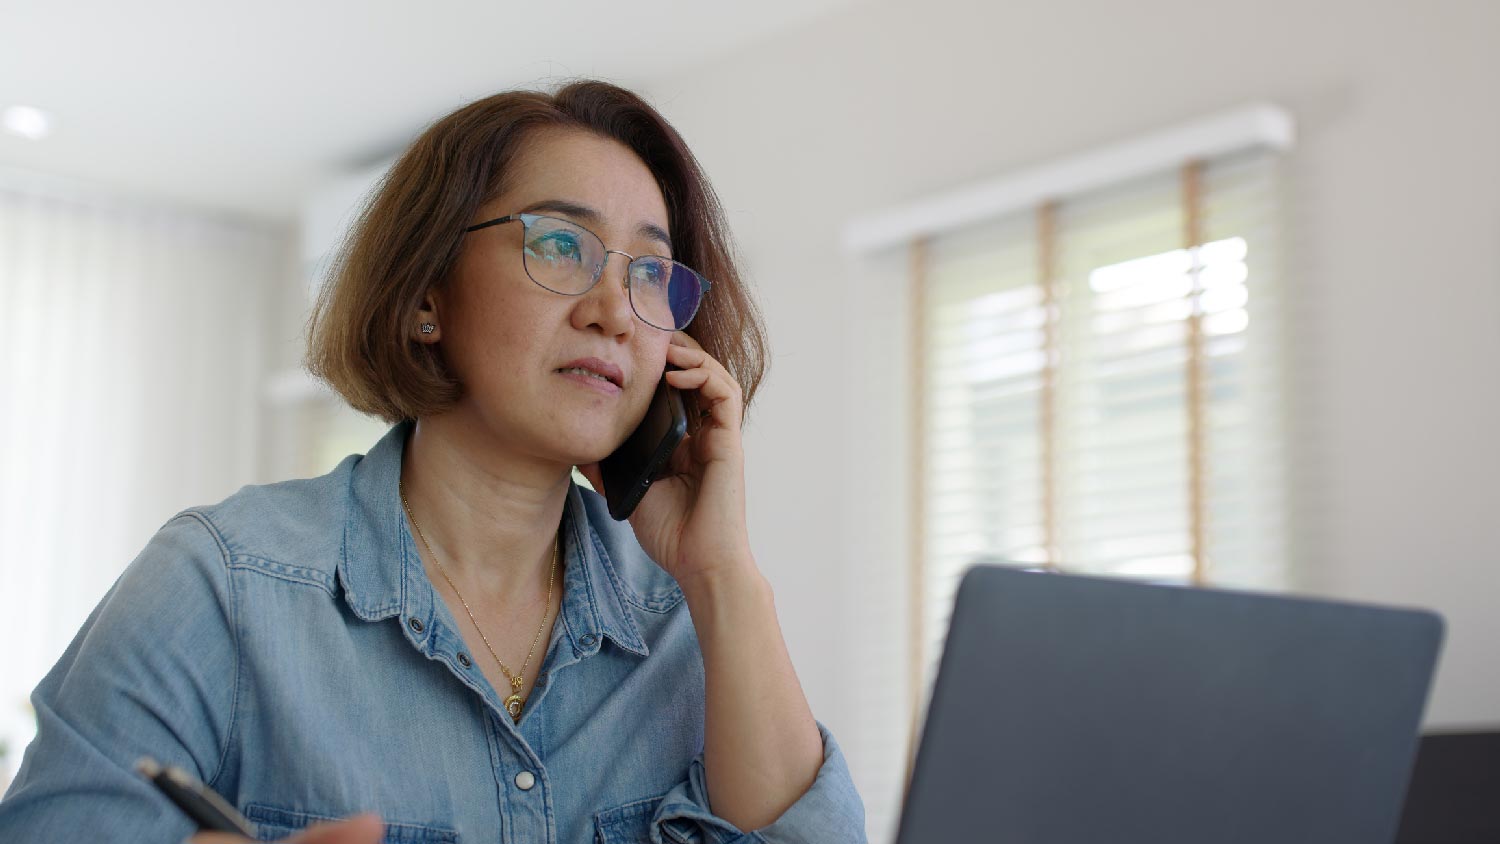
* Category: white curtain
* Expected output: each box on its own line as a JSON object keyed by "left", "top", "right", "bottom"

{"left": 0, "top": 172, "right": 287, "bottom": 786}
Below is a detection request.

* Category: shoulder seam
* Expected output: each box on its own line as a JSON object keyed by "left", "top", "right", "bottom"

{"left": 170, "top": 511, "right": 242, "bottom": 790}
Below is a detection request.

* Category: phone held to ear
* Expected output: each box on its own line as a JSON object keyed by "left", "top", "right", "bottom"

{"left": 599, "top": 366, "right": 688, "bottom": 521}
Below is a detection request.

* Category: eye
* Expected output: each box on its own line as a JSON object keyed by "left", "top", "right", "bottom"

{"left": 633, "top": 259, "right": 670, "bottom": 289}
{"left": 527, "top": 230, "right": 585, "bottom": 265}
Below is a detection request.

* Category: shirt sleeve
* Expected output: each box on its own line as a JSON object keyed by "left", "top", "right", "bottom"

{"left": 649, "top": 721, "right": 868, "bottom": 844}
{"left": 0, "top": 512, "right": 239, "bottom": 844}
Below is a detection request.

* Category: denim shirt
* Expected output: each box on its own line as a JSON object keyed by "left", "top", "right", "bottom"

{"left": 0, "top": 421, "right": 866, "bottom": 843}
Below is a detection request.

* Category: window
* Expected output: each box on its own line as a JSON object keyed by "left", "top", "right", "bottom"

{"left": 838, "top": 105, "right": 1292, "bottom": 842}
{"left": 916, "top": 150, "right": 1287, "bottom": 681}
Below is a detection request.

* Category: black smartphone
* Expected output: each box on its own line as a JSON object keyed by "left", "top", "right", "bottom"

{"left": 599, "top": 368, "right": 688, "bottom": 521}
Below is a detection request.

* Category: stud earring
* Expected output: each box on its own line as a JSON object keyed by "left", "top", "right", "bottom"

{"left": 419, "top": 323, "right": 436, "bottom": 335}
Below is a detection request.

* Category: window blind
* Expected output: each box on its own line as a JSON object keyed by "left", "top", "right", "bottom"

{"left": 916, "top": 150, "right": 1286, "bottom": 686}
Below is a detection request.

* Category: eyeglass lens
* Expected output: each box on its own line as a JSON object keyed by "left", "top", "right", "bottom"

{"left": 519, "top": 215, "right": 705, "bottom": 330}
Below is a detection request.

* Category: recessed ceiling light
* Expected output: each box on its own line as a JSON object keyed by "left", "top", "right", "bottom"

{"left": 2, "top": 105, "right": 53, "bottom": 141}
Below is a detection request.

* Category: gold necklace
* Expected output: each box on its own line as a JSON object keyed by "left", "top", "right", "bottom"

{"left": 399, "top": 478, "right": 558, "bottom": 722}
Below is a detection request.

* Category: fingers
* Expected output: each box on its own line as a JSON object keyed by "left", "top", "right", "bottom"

{"left": 188, "top": 813, "right": 383, "bottom": 844}
{"left": 666, "top": 338, "right": 713, "bottom": 369}
{"left": 670, "top": 331, "right": 704, "bottom": 351}
{"left": 289, "top": 814, "right": 385, "bottom": 844}
{"left": 665, "top": 344, "right": 741, "bottom": 409}
{"left": 664, "top": 362, "right": 742, "bottom": 427}
{"left": 665, "top": 340, "right": 744, "bottom": 459}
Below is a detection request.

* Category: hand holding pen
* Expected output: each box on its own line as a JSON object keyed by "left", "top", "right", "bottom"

{"left": 135, "top": 757, "right": 383, "bottom": 844}
{"left": 190, "top": 814, "right": 383, "bottom": 844}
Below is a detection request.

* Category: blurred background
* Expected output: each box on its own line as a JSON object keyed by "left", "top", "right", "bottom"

{"left": 2, "top": 1, "right": 1497, "bottom": 840}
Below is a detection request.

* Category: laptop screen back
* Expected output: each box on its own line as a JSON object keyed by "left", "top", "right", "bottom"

{"left": 897, "top": 566, "right": 1443, "bottom": 844}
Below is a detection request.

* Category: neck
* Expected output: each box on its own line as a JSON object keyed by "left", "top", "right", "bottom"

{"left": 399, "top": 411, "right": 570, "bottom": 603}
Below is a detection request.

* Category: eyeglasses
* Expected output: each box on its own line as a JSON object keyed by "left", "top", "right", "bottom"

{"left": 464, "top": 213, "right": 711, "bottom": 331}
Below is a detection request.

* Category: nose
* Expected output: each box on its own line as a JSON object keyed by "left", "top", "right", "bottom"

{"left": 571, "top": 251, "right": 636, "bottom": 338}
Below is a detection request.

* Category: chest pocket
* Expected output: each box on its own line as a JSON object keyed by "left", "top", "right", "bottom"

{"left": 594, "top": 793, "right": 680, "bottom": 844}
{"left": 245, "top": 803, "right": 459, "bottom": 844}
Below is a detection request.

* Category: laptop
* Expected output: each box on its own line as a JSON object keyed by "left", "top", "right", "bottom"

{"left": 896, "top": 565, "right": 1444, "bottom": 844}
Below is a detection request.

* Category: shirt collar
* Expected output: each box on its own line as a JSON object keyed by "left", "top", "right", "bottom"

{"left": 337, "top": 420, "right": 649, "bottom": 658}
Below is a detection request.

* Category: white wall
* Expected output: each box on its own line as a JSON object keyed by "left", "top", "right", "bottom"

{"left": 638, "top": 1, "right": 1500, "bottom": 838}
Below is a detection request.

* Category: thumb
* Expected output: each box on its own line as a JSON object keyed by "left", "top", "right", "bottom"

{"left": 287, "top": 813, "right": 384, "bottom": 844}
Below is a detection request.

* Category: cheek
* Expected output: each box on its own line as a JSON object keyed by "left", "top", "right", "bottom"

{"left": 618, "top": 337, "right": 672, "bottom": 422}
{"left": 636, "top": 337, "right": 671, "bottom": 383}
{"left": 447, "top": 300, "right": 528, "bottom": 384}
{"left": 449, "top": 263, "right": 558, "bottom": 358}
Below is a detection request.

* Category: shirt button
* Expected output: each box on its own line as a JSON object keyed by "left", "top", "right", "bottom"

{"left": 408, "top": 617, "right": 424, "bottom": 633}
{"left": 580, "top": 633, "right": 597, "bottom": 647}
{"left": 514, "top": 771, "right": 535, "bottom": 791}
{"left": 457, "top": 652, "right": 471, "bottom": 668}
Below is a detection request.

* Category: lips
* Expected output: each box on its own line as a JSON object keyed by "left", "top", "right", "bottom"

{"left": 555, "top": 356, "right": 624, "bottom": 388}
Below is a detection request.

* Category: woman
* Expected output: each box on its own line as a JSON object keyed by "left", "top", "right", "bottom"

{"left": 0, "top": 81, "right": 866, "bottom": 843}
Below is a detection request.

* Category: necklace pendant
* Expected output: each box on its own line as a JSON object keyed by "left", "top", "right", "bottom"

{"left": 504, "top": 694, "right": 524, "bottom": 721}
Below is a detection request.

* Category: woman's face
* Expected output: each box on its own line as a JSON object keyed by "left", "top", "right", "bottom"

{"left": 429, "top": 127, "right": 675, "bottom": 467}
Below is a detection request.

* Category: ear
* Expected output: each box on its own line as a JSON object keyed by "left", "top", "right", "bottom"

{"left": 415, "top": 290, "right": 442, "bottom": 343}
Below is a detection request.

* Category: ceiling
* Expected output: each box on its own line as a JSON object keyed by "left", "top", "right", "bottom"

{"left": 0, "top": 0, "right": 857, "bottom": 225}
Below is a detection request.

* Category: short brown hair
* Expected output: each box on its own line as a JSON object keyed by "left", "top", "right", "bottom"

{"left": 305, "top": 80, "right": 769, "bottom": 425}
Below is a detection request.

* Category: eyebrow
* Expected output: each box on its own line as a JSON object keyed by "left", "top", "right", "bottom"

{"left": 517, "top": 199, "right": 672, "bottom": 253}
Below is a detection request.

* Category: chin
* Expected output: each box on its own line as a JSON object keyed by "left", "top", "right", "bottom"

{"left": 552, "top": 426, "right": 629, "bottom": 466}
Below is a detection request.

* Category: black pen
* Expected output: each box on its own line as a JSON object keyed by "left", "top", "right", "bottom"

{"left": 135, "top": 756, "right": 259, "bottom": 837}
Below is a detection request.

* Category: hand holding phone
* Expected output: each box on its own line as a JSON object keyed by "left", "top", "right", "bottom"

{"left": 597, "top": 366, "right": 689, "bottom": 521}
{"left": 584, "top": 335, "right": 754, "bottom": 589}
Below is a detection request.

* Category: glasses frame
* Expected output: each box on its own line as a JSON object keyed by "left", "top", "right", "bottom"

{"left": 464, "top": 213, "right": 711, "bottom": 331}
